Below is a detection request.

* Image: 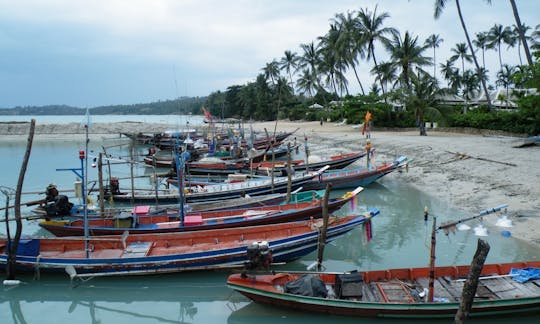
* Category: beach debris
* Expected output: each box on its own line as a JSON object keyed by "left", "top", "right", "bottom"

{"left": 444, "top": 151, "right": 517, "bottom": 167}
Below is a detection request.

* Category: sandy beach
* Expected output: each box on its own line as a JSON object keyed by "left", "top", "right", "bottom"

{"left": 2, "top": 120, "right": 539, "bottom": 247}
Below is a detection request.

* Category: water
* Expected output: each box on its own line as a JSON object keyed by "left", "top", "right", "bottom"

{"left": 0, "top": 114, "right": 205, "bottom": 126}
{"left": 1, "top": 116, "right": 539, "bottom": 323}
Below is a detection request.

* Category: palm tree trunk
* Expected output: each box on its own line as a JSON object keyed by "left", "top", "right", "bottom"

{"left": 351, "top": 65, "right": 366, "bottom": 95}
{"left": 509, "top": 0, "right": 533, "bottom": 66}
{"left": 371, "top": 46, "right": 387, "bottom": 100}
{"left": 497, "top": 42, "right": 503, "bottom": 72}
{"left": 433, "top": 46, "right": 437, "bottom": 79}
{"left": 455, "top": 0, "right": 492, "bottom": 110}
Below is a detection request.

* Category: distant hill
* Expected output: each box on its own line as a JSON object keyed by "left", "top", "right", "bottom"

{"left": 0, "top": 97, "right": 207, "bottom": 115}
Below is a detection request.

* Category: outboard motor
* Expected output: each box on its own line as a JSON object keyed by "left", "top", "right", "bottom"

{"left": 243, "top": 241, "right": 273, "bottom": 274}
{"left": 44, "top": 184, "right": 74, "bottom": 218}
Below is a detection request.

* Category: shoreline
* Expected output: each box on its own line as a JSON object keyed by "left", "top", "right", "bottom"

{"left": 2, "top": 120, "right": 539, "bottom": 249}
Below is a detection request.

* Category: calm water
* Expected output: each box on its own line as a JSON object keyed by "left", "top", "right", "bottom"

{"left": 1, "top": 116, "right": 539, "bottom": 323}
{"left": 0, "top": 114, "right": 205, "bottom": 126}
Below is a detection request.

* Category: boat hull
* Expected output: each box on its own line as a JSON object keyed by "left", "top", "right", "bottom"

{"left": 227, "top": 261, "right": 540, "bottom": 318}
{"left": 1, "top": 215, "right": 372, "bottom": 276}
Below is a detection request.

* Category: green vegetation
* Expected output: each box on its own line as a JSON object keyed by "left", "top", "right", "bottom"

{"left": 3, "top": 2, "right": 539, "bottom": 136}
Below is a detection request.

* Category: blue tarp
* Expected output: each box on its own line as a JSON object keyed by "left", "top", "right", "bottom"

{"left": 509, "top": 267, "right": 540, "bottom": 283}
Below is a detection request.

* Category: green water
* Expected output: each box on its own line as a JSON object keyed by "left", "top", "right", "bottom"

{"left": 1, "top": 137, "right": 539, "bottom": 323}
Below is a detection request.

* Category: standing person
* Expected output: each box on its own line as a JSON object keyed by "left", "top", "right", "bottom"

{"left": 320, "top": 117, "right": 323, "bottom": 126}
{"left": 362, "top": 111, "right": 372, "bottom": 139}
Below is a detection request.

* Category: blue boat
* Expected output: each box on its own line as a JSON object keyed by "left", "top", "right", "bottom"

{"left": 0, "top": 212, "right": 377, "bottom": 277}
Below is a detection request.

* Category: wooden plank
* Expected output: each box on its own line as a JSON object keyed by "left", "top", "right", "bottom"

{"left": 475, "top": 281, "right": 498, "bottom": 299}
{"left": 122, "top": 241, "right": 152, "bottom": 258}
{"left": 501, "top": 276, "right": 540, "bottom": 297}
{"left": 437, "top": 277, "right": 463, "bottom": 301}
{"left": 480, "top": 278, "right": 517, "bottom": 299}
{"left": 367, "top": 282, "right": 383, "bottom": 302}
{"left": 360, "top": 282, "right": 378, "bottom": 302}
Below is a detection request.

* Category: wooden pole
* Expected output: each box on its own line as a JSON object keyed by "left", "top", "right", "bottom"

{"left": 316, "top": 183, "right": 332, "bottom": 271}
{"left": 130, "top": 143, "right": 135, "bottom": 204}
{"left": 455, "top": 239, "right": 490, "bottom": 323}
{"left": 428, "top": 213, "right": 436, "bottom": 302}
{"left": 98, "top": 153, "right": 105, "bottom": 215}
{"left": 7, "top": 119, "right": 35, "bottom": 279}
{"left": 286, "top": 143, "right": 292, "bottom": 203}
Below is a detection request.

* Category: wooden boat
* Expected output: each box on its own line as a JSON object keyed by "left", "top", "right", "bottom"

{"left": 102, "top": 167, "right": 327, "bottom": 204}
{"left": 305, "top": 156, "right": 408, "bottom": 190}
{"left": 38, "top": 188, "right": 362, "bottom": 236}
{"left": 227, "top": 261, "right": 540, "bottom": 318}
{"left": 253, "top": 151, "right": 366, "bottom": 176}
{"left": 33, "top": 189, "right": 326, "bottom": 219}
{"left": 0, "top": 214, "right": 371, "bottom": 276}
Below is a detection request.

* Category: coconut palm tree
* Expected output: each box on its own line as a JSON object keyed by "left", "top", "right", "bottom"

{"left": 371, "top": 61, "right": 397, "bottom": 93}
{"left": 262, "top": 60, "right": 280, "bottom": 86}
{"left": 450, "top": 43, "right": 472, "bottom": 75}
{"left": 496, "top": 64, "right": 515, "bottom": 107}
{"left": 473, "top": 32, "right": 489, "bottom": 69}
{"left": 425, "top": 34, "right": 444, "bottom": 79}
{"left": 439, "top": 59, "right": 460, "bottom": 92}
{"left": 332, "top": 11, "right": 367, "bottom": 95}
{"left": 508, "top": 0, "right": 534, "bottom": 67}
{"left": 434, "top": 0, "right": 492, "bottom": 110}
{"left": 355, "top": 5, "right": 398, "bottom": 99}
{"left": 385, "top": 31, "right": 432, "bottom": 90}
{"left": 487, "top": 23, "right": 513, "bottom": 73}
{"left": 299, "top": 41, "right": 323, "bottom": 95}
{"left": 406, "top": 71, "right": 443, "bottom": 136}
{"left": 296, "top": 69, "right": 318, "bottom": 98}
{"left": 509, "top": 24, "right": 532, "bottom": 66}
{"left": 279, "top": 50, "right": 299, "bottom": 94}
{"left": 318, "top": 24, "right": 349, "bottom": 96}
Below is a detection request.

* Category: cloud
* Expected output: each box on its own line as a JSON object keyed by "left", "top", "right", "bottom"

{"left": 0, "top": 0, "right": 537, "bottom": 107}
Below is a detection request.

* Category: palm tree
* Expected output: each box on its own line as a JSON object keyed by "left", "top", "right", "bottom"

{"left": 510, "top": 23, "right": 532, "bottom": 66}
{"left": 496, "top": 64, "right": 515, "bottom": 107}
{"left": 434, "top": 0, "right": 492, "bottom": 110}
{"left": 296, "top": 69, "right": 318, "bottom": 98}
{"left": 371, "top": 61, "right": 397, "bottom": 93}
{"left": 406, "top": 71, "right": 443, "bottom": 136}
{"left": 508, "top": 0, "right": 534, "bottom": 67}
{"left": 450, "top": 43, "right": 472, "bottom": 75}
{"left": 279, "top": 50, "right": 299, "bottom": 94}
{"left": 385, "top": 31, "right": 432, "bottom": 90}
{"left": 487, "top": 23, "right": 512, "bottom": 73}
{"left": 355, "top": 5, "right": 398, "bottom": 99}
{"left": 262, "top": 60, "right": 280, "bottom": 86}
{"left": 332, "top": 11, "right": 366, "bottom": 95}
{"left": 439, "top": 59, "right": 460, "bottom": 92}
{"left": 473, "top": 32, "right": 489, "bottom": 69}
{"left": 318, "top": 24, "right": 349, "bottom": 96}
{"left": 299, "top": 41, "right": 323, "bottom": 95}
{"left": 425, "top": 34, "right": 444, "bottom": 79}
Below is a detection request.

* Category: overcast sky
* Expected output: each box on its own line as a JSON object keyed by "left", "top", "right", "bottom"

{"left": 0, "top": 0, "right": 538, "bottom": 108}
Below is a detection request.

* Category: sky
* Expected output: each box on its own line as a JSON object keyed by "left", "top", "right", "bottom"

{"left": 0, "top": 0, "right": 538, "bottom": 108}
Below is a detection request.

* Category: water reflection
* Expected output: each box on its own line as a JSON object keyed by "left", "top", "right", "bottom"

{"left": 1, "top": 272, "right": 241, "bottom": 324}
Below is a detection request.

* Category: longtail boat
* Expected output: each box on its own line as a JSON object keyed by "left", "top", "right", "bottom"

{"left": 38, "top": 188, "right": 363, "bottom": 236}
{"left": 0, "top": 214, "right": 372, "bottom": 277}
{"left": 227, "top": 261, "right": 540, "bottom": 318}
{"left": 305, "top": 156, "right": 408, "bottom": 190}
{"left": 102, "top": 167, "right": 328, "bottom": 204}
{"left": 253, "top": 151, "right": 366, "bottom": 176}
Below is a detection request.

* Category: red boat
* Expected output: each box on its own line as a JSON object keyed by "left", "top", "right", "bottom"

{"left": 39, "top": 188, "right": 363, "bottom": 236}
{"left": 227, "top": 261, "right": 540, "bottom": 318}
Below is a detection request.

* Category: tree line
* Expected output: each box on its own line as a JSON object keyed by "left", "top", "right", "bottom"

{"left": 0, "top": 97, "right": 206, "bottom": 116}
{"left": 203, "top": 1, "right": 540, "bottom": 135}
